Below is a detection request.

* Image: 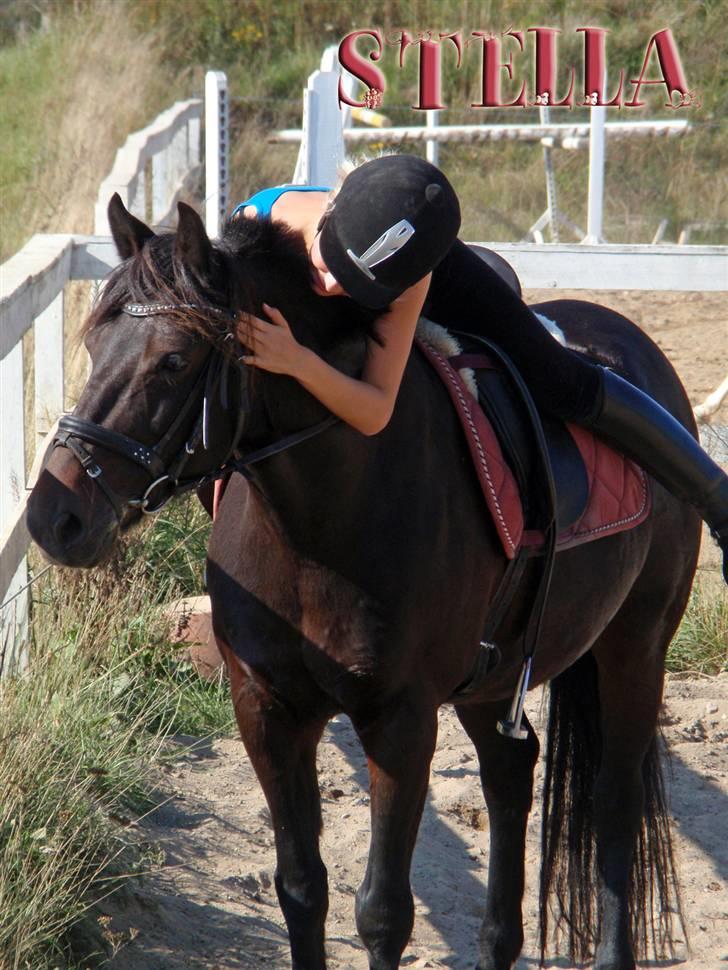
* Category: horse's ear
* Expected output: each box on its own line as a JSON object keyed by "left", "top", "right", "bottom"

{"left": 175, "top": 202, "right": 214, "bottom": 280}
{"left": 107, "top": 193, "right": 155, "bottom": 259}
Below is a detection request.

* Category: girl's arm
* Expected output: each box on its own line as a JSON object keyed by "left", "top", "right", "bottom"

{"left": 239, "top": 273, "right": 431, "bottom": 436}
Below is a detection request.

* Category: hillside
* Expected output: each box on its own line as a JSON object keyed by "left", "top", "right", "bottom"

{"left": 2, "top": 0, "right": 726, "bottom": 262}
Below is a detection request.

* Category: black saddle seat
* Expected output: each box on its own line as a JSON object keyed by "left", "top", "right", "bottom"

{"left": 460, "top": 335, "right": 590, "bottom": 535}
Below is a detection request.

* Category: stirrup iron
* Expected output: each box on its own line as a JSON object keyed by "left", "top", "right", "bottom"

{"left": 497, "top": 656, "right": 532, "bottom": 741}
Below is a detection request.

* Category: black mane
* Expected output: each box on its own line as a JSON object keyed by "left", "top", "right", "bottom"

{"left": 84, "top": 213, "right": 379, "bottom": 353}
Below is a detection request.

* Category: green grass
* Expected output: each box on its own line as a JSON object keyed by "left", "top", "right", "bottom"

{"left": 0, "top": 621, "right": 165, "bottom": 968}
{"left": 0, "top": 2, "right": 178, "bottom": 261}
{"left": 0, "top": 24, "right": 65, "bottom": 257}
{"left": 668, "top": 579, "right": 728, "bottom": 675}
{"left": 0, "top": 495, "right": 231, "bottom": 969}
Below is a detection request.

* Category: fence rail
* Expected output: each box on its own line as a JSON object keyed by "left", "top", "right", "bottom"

{"left": 94, "top": 99, "right": 202, "bottom": 234}
{"left": 276, "top": 118, "right": 690, "bottom": 147}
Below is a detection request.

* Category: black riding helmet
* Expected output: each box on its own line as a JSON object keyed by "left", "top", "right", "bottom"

{"left": 318, "top": 155, "right": 461, "bottom": 309}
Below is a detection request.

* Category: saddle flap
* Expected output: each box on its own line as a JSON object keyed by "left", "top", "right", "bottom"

{"left": 469, "top": 363, "right": 590, "bottom": 532}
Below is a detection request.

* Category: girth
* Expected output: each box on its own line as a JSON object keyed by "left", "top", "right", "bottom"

{"left": 447, "top": 333, "right": 559, "bottom": 739}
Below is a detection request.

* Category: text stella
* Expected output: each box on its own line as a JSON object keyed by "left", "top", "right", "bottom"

{"left": 338, "top": 28, "right": 696, "bottom": 111}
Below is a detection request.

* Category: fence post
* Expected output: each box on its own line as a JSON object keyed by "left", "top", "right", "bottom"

{"left": 169, "top": 124, "right": 188, "bottom": 212}
{"left": 205, "top": 71, "right": 229, "bottom": 237}
{"left": 426, "top": 109, "right": 439, "bottom": 166}
{"left": 541, "top": 104, "right": 559, "bottom": 243}
{"left": 0, "top": 342, "right": 25, "bottom": 534}
{"left": 0, "top": 340, "right": 29, "bottom": 676}
{"left": 584, "top": 79, "right": 607, "bottom": 244}
{"left": 294, "top": 68, "right": 344, "bottom": 186}
{"left": 188, "top": 113, "right": 201, "bottom": 168}
{"left": 130, "top": 170, "right": 146, "bottom": 220}
{"left": 34, "top": 292, "right": 64, "bottom": 436}
{"left": 152, "top": 150, "right": 169, "bottom": 224}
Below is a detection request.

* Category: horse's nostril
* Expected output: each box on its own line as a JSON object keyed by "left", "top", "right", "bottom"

{"left": 53, "top": 510, "right": 84, "bottom": 547}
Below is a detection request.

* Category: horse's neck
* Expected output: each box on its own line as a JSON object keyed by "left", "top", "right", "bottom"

{"left": 248, "top": 353, "right": 443, "bottom": 558}
{"left": 249, "top": 426, "right": 378, "bottom": 547}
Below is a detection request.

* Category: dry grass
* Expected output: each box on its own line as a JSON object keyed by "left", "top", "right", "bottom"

{"left": 2, "top": 1, "right": 178, "bottom": 258}
{"left": 0, "top": 496, "right": 225, "bottom": 969}
{"left": 669, "top": 576, "right": 728, "bottom": 675}
{"left": 5, "top": 1, "right": 188, "bottom": 435}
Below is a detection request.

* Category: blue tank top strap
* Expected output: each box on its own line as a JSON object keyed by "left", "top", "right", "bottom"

{"left": 231, "top": 184, "right": 331, "bottom": 219}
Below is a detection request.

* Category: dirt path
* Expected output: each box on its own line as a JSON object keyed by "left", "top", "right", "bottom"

{"left": 103, "top": 678, "right": 728, "bottom": 969}
{"left": 101, "top": 291, "right": 726, "bottom": 968}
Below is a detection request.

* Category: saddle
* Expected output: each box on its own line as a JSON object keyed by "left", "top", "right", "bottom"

{"left": 416, "top": 323, "right": 653, "bottom": 721}
{"left": 414, "top": 329, "right": 651, "bottom": 560}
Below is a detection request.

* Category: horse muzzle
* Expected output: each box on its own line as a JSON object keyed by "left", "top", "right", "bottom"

{"left": 26, "top": 460, "right": 120, "bottom": 568}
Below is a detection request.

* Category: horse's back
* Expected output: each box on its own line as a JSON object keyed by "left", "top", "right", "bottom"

{"left": 533, "top": 298, "right": 696, "bottom": 431}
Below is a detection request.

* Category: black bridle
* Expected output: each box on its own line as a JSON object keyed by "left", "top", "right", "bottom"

{"left": 52, "top": 301, "right": 339, "bottom": 522}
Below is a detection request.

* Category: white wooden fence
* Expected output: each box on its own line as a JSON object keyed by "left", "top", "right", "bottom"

{"left": 94, "top": 99, "right": 202, "bottom": 234}
{"left": 2, "top": 89, "right": 204, "bottom": 675}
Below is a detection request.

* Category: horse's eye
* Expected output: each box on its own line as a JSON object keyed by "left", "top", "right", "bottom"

{"left": 159, "top": 353, "right": 188, "bottom": 373}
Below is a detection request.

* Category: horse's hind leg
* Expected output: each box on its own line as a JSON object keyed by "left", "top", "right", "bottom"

{"left": 352, "top": 694, "right": 439, "bottom": 970}
{"left": 455, "top": 699, "right": 540, "bottom": 970}
{"left": 224, "top": 651, "right": 330, "bottom": 969}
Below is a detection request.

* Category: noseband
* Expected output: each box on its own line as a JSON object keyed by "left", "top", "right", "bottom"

{"left": 52, "top": 301, "right": 338, "bottom": 522}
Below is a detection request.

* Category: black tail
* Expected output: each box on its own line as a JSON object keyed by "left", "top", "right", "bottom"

{"left": 538, "top": 651, "right": 686, "bottom": 964}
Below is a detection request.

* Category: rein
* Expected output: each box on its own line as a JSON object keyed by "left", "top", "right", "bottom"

{"left": 52, "top": 301, "right": 339, "bottom": 521}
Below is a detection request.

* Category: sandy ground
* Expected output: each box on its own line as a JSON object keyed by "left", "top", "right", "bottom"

{"left": 100, "top": 291, "right": 727, "bottom": 969}
{"left": 103, "top": 681, "right": 728, "bottom": 970}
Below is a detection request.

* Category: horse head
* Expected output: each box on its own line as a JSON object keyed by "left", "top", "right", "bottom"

{"left": 26, "top": 194, "right": 376, "bottom": 568}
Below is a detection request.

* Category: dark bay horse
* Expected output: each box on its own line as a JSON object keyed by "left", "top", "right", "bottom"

{"left": 27, "top": 197, "right": 699, "bottom": 970}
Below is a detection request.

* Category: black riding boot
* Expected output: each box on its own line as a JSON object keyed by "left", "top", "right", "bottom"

{"left": 587, "top": 368, "right": 728, "bottom": 582}
{"left": 426, "top": 240, "right": 728, "bottom": 583}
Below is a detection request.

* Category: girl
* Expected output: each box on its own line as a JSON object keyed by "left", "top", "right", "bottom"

{"left": 233, "top": 154, "right": 728, "bottom": 582}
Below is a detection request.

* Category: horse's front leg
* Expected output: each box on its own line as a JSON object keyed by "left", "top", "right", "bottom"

{"left": 223, "top": 644, "right": 330, "bottom": 970}
{"left": 352, "top": 693, "right": 439, "bottom": 970}
{"left": 455, "top": 699, "right": 540, "bottom": 970}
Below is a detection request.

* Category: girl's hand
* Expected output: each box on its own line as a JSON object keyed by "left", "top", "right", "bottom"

{"left": 238, "top": 303, "right": 305, "bottom": 376}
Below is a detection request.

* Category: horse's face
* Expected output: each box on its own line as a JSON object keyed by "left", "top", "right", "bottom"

{"left": 26, "top": 200, "right": 242, "bottom": 568}
{"left": 27, "top": 195, "right": 377, "bottom": 569}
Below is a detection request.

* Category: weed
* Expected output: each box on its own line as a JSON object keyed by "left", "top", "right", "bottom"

{"left": 668, "top": 579, "right": 728, "bottom": 675}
